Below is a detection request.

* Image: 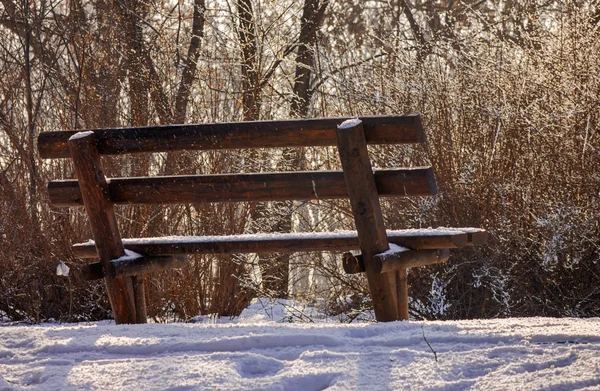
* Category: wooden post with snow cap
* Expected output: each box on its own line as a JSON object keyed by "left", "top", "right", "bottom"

{"left": 343, "top": 247, "right": 451, "bottom": 275}
{"left": 335, "top": 118, "right": 406, "bottom": 321}
{"left": 68, "top": 131, "right": 147, "bottom": 324}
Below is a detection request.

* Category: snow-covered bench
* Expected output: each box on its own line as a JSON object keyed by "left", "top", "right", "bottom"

{"left": 38, "top": 114, "right": 486, "bottom": 324}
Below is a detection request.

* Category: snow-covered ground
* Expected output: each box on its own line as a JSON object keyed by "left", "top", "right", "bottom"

{"left": 1, "top": 300, "right": 599, "bottom": 390}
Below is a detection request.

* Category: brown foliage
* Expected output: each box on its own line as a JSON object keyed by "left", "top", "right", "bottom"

{"left": 1, "top": 1, "right": 599, "bottom": 322}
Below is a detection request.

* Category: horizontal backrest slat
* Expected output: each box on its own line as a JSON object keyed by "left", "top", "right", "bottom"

{"left": 38, "top": 114, "right": 424, "bottom": 159}
{"left": 48, "top": 167, "right": 437, "bottom": 206}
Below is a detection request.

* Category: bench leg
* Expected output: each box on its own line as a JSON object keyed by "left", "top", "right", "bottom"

{"left": 133, "top": 276, "right": 147, "bottom": 323}
{"left": 69, "top": 132, "right": 147, "bottom": 324}
{"left": 336, "top": 119, "right": 405, "bottom": 321}
{"left": 396, "top": 269, "right": 409, "bottom": 320}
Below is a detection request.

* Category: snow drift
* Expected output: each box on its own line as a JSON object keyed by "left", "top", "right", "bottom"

{"left": 1, "top": 300, "right": 599, "bottom": 390}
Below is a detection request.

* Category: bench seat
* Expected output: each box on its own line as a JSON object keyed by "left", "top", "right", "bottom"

{"left": 77, "top": 228, "right": 486, "bottom": 281}
{"left": 73, "top": 228, "right": 487, "bottom": 258}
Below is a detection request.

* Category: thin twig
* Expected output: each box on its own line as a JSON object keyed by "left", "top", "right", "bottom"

{"left": 421, "top": 325, "right": 438, "bottom": 362}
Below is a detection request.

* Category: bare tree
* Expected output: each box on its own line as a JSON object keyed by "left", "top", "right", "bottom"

{"left": 290, "top": 0, "right": 328, "bottom": 118}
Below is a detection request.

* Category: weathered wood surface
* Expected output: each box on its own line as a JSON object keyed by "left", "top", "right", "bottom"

{"left": 68, "top": 132, "right": 145, "bottom": 324}
{"left": 38, "top": 114, "right": 425, "bottom": 159}
{"left": 132, "top": 276, "right": 146, "bottom": 324}
{"left": 397, "top": 268, "right": 409, "bottom": 320}
{"left": 71, "top": 230, "right": 478, "bottom": 258}
{"left": 335, "top": 118, "right": 400, "bottom": 322}
{"left": 48, "top": 168, "right": 437, "bottom": 206}
{"left": 81, "top": 261, "right": 105, "bottom": 281}
{"left": 82, "top": 255, "right": 184, "bottom": 281}
{"left": 463, "top": 229, "right": 488, "bottom": 245}
{"left": 343, "top": 248, "right": 451, "bottom": 274}
{"left": 83, "top": 247, "right": 449, "bottom": 279}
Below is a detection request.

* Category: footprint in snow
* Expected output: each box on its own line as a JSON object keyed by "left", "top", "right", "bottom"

{"left": 236, "top": 355, "right": 284, "bottom": 378}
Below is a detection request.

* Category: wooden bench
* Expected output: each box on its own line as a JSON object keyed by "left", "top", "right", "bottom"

{"left": 38, "top": 114, "right": 486, "bottom": 324}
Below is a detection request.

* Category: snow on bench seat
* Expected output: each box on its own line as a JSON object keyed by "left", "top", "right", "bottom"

{"left": 72, "top": 228, "right": 487, "bottom": 258}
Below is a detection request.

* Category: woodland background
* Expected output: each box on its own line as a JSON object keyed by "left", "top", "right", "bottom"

{"left": 1, "top": 0, "right": 599, "bottom": 323}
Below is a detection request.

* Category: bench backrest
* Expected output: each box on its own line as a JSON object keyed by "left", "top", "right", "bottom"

{"left": 39, "top": 115, "right": 437, "bottom": 207}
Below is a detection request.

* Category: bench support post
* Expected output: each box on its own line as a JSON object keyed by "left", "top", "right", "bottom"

{"left": 397, "top": 269, "right": 409, "bottom": 320}
{"left": 343, "top": 248, "right": 450, "bottom": 274}
{"left": 336, "top": 119, "right": 407, "bottom": 321}
{"left": 69, "top": 132, "right": 147, "bottom": 324}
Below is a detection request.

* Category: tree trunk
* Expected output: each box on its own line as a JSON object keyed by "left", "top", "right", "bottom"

{"left": 236, "top": 0, "right": 261, "bottom": 121}
{"left": 290, "top": 0, "right": 328, "bottom": 118}
{"left": 174, "top": 0, "right": 206, "bottom": 123}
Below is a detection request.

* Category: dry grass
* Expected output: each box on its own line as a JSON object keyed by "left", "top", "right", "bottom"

{"left": 1, "top": 3, "right": 599, "bottom": 322}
